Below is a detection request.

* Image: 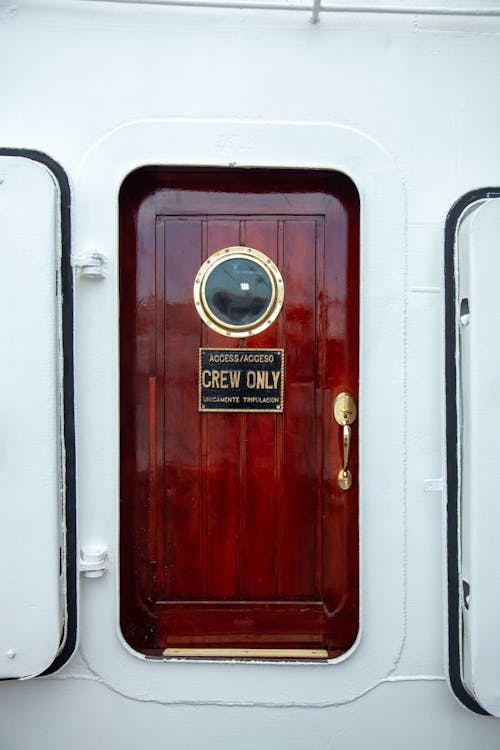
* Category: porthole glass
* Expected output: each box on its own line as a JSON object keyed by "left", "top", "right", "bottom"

{"left": 193, "top": 247, "right": 284, "bottom": 338}
{"left": 204, "top": 257, "right": 274, "bottom": 326}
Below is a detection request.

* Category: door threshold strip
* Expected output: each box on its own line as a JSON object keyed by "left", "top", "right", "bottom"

{"left": 163, "top": 647, "right": 328, "bottom": 658}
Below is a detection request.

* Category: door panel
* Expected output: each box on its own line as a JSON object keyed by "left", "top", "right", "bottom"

{"left": 447, "top": 194, "right": 500, "bottom": 715}
{"left": 120, "top": 168, "right": 359, "bottom": 658}
{"left": 0, "top": 152, "right": 75, "bottom": 679}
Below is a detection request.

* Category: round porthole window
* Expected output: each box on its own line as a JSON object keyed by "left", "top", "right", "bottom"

{"left": 193, "top": 246, "right": 284, "bottom": 338}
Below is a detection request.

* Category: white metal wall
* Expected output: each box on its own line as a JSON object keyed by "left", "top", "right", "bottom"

{"left": 1, "top": 1, "right": 500, "bottom": 747}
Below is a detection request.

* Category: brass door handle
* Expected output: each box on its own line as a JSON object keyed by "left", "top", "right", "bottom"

{"left": 334, "top": 392, "right": 357, "bottom": 491}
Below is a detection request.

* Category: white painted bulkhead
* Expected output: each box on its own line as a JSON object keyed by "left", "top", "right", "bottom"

{"left": 1, "top": 0, "right": 500, "bottom": 747}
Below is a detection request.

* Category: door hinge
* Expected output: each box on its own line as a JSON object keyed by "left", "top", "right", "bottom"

{"left": 424, "top": 478, "right": 444, "bottom": 493}
{"left": 71, "top": 252, "right": 107, "bottom": 278}
{"left": 79, "top": 545, "right": 108, "bottom": 578}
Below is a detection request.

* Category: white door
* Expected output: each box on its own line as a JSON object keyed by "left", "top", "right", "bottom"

{"left": 448, "top": 192, "right": 500, "bottom": 716}
{"left": 0, "top": 153, "right": 75, "bottom": 679}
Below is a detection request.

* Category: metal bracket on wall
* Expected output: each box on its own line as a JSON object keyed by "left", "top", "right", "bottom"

{"left": 79, "top": 546, "right": 108, "bottom": 578}
{"left": 72, "top": 252, "right": 107, "bottom": 279}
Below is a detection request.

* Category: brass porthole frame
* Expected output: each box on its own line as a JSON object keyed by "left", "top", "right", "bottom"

{"left": 193, "top": 246, "right": 285, "bottom": 338}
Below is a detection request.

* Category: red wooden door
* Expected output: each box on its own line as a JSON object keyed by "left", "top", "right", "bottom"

{"left": 120, "top": 168, "right": 359, "bottom": 658}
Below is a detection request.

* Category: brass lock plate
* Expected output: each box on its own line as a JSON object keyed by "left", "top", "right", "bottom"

{"left": 333, "top": 392, "right": 357, "bottom": 426}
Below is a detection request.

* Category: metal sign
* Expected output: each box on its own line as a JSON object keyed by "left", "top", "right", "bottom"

{"left": 199, "top": 348, "right": 284, "bottom": 412}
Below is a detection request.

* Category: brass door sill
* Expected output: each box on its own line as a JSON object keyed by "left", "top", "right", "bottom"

{"left": 162, "top": 647, "right": 328, "bottom": 659}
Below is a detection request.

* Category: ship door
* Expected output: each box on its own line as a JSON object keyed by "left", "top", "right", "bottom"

{"left": 0, "top": 152, "right": 75, "bottom": 679}
{"left": 120, "top": 168, "right": 359, "bottom": 659}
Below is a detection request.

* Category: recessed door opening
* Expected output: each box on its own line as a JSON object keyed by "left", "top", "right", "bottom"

{"left": 119, "top": 167, "right": 360, "bottom": 659}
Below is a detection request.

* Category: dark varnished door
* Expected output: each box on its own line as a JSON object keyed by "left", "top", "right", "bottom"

{"left": 120, "top": 168, "right": 359, "bottom": 658}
